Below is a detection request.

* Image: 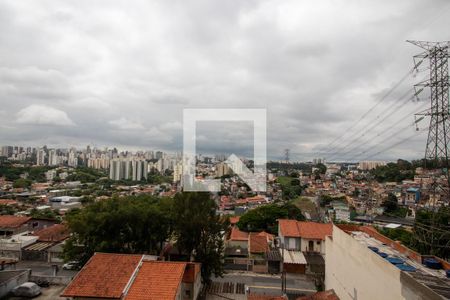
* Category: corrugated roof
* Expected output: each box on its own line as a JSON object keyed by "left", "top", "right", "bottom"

{"left": 23, "top": 242, "right": 54, "bottom": 251}
{"left": 284, "top": 250, "right": 307, "bottom": 265}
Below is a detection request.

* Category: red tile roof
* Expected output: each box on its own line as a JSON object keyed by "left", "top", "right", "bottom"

{"left": 230, "top": 226, "right": 249, "bottom": 241}
{"left": 249, "top": 233, "right": 269, "bottom": 253}
{"left": 33, "top": 224, "right": 69, "bottom": 242}
{"left": 230, "top": 216, "right": 240, "bottom": 225}
{"left": 0, "top": 199, "right": 18, "bottom": 206}
{"left": 278, "top": 219, "right": 301, "bottom": 237}
{"left": 278, "top": 220, "right": 332, "bottom": 240}
{"left": 256, "top": 231, "right": 274, "bottom": 241}
{"left": 0, "top": 215, "right": 31, "bottom": 228}
{"left": 298, "top": 222, "right": 332, "bottom": 240}
{"left": 125, "top": 261, "right": 186, "bottom": 300}
{"left": 61, "top": 253, "right": 143, "bottom": 299}
{"left": 296, "top": 290, "right": 339, "bottom": 300}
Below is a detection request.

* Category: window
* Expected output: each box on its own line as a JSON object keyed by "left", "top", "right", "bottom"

{"left": 317, "top": 241, "right": 321, "bottom": 245}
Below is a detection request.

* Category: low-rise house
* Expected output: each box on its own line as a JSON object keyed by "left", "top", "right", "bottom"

{"left": 0, "top": 216, "right": 31, "bottom": 236}
{"left": 21, "top": 224, "right": 70, "bottom": 262}
{"left": 278, "top": 220, "right": 332, "bottom": 254}
{"left": 225, "top": 226, "right": 274, "bottom": 273}
{"left": 61, "top": 253, "right": 202, "bottom": 300}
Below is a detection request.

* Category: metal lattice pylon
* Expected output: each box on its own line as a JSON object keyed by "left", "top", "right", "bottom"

{"left": 409, "top": 41, "right": 450, "bottom": 168}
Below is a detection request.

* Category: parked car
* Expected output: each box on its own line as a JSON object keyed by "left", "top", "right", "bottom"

{"left": 11, "top": 282, "right": 41, "bottom": 297}
{"left": 62, "top": 261, "right": 80, "bottom": 270}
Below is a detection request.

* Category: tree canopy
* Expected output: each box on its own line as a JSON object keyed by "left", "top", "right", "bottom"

{"left": 237, "top": 203, "right": 305, "bottom": 234}
{"left": 63, "top": 192, "right": 227, "bottom": 283}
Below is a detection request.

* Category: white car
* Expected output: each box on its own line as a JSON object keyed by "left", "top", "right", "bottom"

{"left": 62, "top": 261, "right": 80, "bottom": 270}
{"left": 12, "top": 282, "right": 41, "bottom": 297}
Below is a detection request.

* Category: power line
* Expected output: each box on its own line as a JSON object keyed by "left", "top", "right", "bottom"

{"left": 326, "top": 89, "right": 415, "bottom": 160}
{"left": 359, "top": 127, "right": 428, "bottom": 161}
{"left": 343, "top": 102, "right": 429, "bottom": 161}
{"left": 318, "top": 67, "right": 417, "bottom": 154}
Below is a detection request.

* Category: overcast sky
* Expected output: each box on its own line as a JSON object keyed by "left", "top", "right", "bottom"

{"left": 0, "top": 0, "right": 449, "bottom": 161}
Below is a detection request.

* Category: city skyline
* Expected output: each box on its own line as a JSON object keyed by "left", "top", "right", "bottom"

{"left": 1, "top": 1, "right": 449, "bottom": 161}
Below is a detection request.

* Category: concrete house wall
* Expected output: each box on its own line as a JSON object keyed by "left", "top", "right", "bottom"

{"left": 325, "top": 225, "right": 442, "bottom": 300}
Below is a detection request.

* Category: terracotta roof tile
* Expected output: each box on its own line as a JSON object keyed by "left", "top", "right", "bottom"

{"left": 0, "top": 215, "right": 31, "bottom": 228}
{"left": 257, "top": 231, "right": 274, "bottom": 241}
{"left": 61, "top": 253, "right": 143, "bottom": 298}
{"left": 0, "top": 199, "right": 18, "bottom": 205}
{"left": 249, "top": 233, "right": 269, "bottom": 253}
{"left": 125, "top": 261, "right": 186, "bottom": 300}
{"left": 298, "top": 222, "right": 332, "bottom": 240}
{"left": 230, "top": 226, "right": 249, "bottom": 241}
{"left": 278, "top": 219, "right": 301, "bottom": 237}
{"left": 33, "top": 224, "right": 69, "bottom": 242}
{"left": 278, "top": 220, "right": 332, "bottom": 240}
{"left": 230, "top": 216, "right": 240, "bottom": 225}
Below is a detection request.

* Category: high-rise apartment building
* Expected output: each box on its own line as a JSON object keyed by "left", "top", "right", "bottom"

{"left": 36, "top": 148, "right": 46, "bottom": 166}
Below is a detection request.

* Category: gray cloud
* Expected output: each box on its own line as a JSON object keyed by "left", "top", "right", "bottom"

{"left": 0, "top": 0, "right": 449, "bottom": 161}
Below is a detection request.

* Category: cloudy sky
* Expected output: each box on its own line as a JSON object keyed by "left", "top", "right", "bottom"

{"left": 0, "top": 0, "right": 449, "bottom": 161}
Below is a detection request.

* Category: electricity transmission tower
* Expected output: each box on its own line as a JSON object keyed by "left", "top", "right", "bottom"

{"left": 410, "top": 41, "right": 450, "bottom": 170}
{"left": 409, "top": 41, "right": 450, "bottom": 257}
{"left": 284, "top": 149, "right": 290, "bottom": 164}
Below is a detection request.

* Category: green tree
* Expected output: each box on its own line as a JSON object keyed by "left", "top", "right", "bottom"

{"left": 237, "top": 203, "right": 305, "bottom": 234}
{"left": 412, "top": 207, "right": 450, "bottom": 259}
{"left": 13, "top": 178, "right": 32, "bottom": 188}
{"left": 172, "top": 192, "right": 227, "bottom": 284}
{"left": 30, "top": 208, "right": 59, "bottom": 221}
{"left": 316, "top": 163, "right": 327, "bottom": 174}
{"left": 63, "top": 195, "right": 172, "bottom": 265}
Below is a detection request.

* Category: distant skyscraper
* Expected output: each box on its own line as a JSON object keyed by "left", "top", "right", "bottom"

{"left": 36, "top": 148, "right": 46, "bottom": 166}
{"left": 48, "top": 149, "right": 58, "bottom": 166}
{"left": 68, "top": 148, "right": 78, "bottom": 167}
{"left": 109, "top": 158, "right": 148, "bottom": 181}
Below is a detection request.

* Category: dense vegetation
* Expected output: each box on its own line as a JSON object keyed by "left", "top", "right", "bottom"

{"left": 236, "top": 203, "right": 305, "bottom": 234}
{"left": 277, "top": 175, "right": 306, "bottom": 200}
{"left": 267, "top": 161, "right": 312, "bottom": 173}
{"left": 370, "top": 160, "right": 415, "bottom": 183}
{"left": 319, "top": 194, "right": 346, "bottom": 207}
{"left": 411, "top": 207, "right": 450, "bottom": 259}
{"left": 381, "top": 193, "right": 408, "bottom": 218}
{"left": 0, "top": 161, "right": 50, "bottom": 182}
{"left": 63, "top": 192, "right": 227, "bottom": 283}
{"left": 378, "top": 206, "right": 450, "bottom": 259}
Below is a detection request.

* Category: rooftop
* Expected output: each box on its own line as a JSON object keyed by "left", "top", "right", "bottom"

{"left": 278, "top": 220, "right": 332, "bottom": 240}
{"left": 230, "top": 226, "right": 249, "bottom": 241}
{"left": 0, "top": 215, "right": 31, "bottom": 228}
{"left": 33, "top": 224, "right": 69, "bottom": 242}
{"left": 249, "top": 232, "right": 269, "bottom": 253}
{"left": 349, "top": 228, "right": 450, "bottom": 299}
{"left": 61, "top": 253, "right": 143, "bottom": 298}
{"left": 124, "top": 261, "right": 186, "bottom": 300}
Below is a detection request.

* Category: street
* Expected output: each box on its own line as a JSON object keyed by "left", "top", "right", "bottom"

{"left": 207, "top": 271, "right": 317, "bottom": 299}
{"left": 13, "top": 261, "right": 78, "bottom": 278}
